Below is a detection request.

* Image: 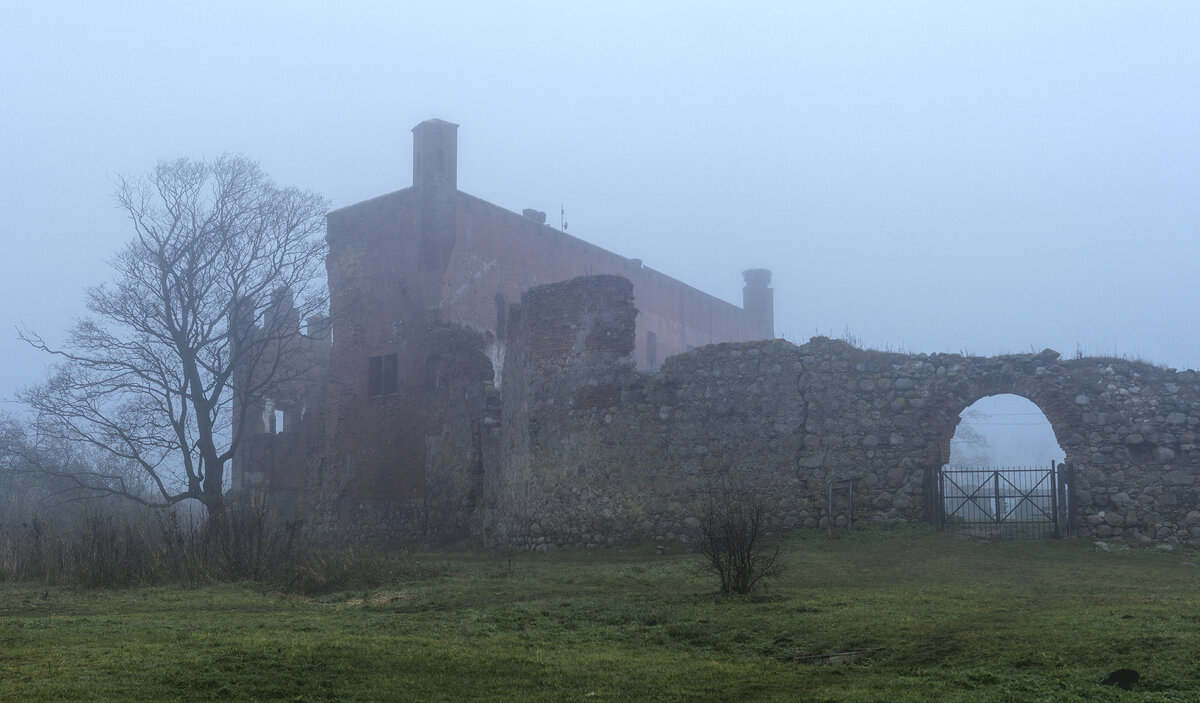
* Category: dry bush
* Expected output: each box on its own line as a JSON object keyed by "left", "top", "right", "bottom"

{"left": 697, "top": 492, "right": 784, "bottom": 595}
{"left": 0, "top": 510, "right": 157, "bottom": 588}
{"left": 69, "top": 510, "right": 160, "bottom": 588}
{"left": 279, "top": 546, "right": 401, "bottom": 596}
{"left": 0, "top": 498, "right": 404, "bottom": 593}
{"left": 158, "top": 496, "right": 303, "bottom": 585}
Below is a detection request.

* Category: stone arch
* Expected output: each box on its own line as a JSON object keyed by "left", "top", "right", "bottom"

{"left": 930, "top": 358, "right": 1083, "bottom": 470}
{"left": 945, "top": 393, "right": 1066, "bottom": 467}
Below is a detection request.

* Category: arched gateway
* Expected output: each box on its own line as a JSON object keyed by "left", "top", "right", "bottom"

{"left": 941, "top": 394, "right": 1067, "bottom": 538}
{"left": 789, "top": 337, "right": 1198, "bottom": 544}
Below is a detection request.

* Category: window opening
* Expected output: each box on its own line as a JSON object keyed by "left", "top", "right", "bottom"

{"left": 368, "top": 353, "right": 399, "bottom": 397}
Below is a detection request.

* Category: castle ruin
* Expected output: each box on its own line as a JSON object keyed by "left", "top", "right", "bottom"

{"left": 233, "top": 121, "right": 1200, "bottom": 546}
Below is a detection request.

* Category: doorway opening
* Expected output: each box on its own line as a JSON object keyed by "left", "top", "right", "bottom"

{"left": 940, "top": 394, "right": 1068, "bottom": 538}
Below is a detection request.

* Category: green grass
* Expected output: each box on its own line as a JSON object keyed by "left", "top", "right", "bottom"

{"left": 1, "top": 525, "right": 1198, "bottom": 701}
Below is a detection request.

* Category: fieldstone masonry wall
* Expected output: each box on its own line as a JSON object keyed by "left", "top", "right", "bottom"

{"left": 482, "top": 275, "right": 1200, "bottom": 548}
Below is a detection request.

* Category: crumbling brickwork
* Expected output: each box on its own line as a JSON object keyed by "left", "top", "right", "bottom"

{"left": 230, "top": 288, "right": 330, "bottom": 518}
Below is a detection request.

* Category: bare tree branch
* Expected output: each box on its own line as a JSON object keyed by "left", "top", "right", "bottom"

{"left": 19, "top": 155, "right": 328, "bottom": 515}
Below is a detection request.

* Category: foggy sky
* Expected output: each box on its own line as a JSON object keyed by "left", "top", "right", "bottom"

{"left": 3, "top": 1, "right": 1199, "bottom": 413}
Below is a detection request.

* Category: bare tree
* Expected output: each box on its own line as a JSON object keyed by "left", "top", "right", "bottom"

{"left": 949, "top": 408, "right": 993, "bottom": 467}
{"left": 0, "top": 414, "right": 37, "bottom": 522}
{"left": 1, "top": 412, "right": 159, "bottom": 519}
{"left": 20, "top": 155, "right": 327, "bottom": 516}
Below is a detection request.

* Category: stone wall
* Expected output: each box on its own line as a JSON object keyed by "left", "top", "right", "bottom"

{"left": 790, "top": 340, "right": 1200, "bottom": 543}
{"left": 483, "top": 275, "right": 1200, "bottom": 549}
{"left": 242, "top": 272, "right": 1200, "bottom": 548}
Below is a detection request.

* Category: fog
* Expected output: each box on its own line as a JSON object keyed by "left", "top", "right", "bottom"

{"left": 3, "top": 1, "right": 1198, "bottom": 412}
{"left": 949, "top": 394, "right": 1066, "bottom": 468}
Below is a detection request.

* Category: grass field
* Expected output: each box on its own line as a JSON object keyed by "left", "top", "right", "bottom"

{"left": 1, "top": 525, "right": 1197, "bottom": 701}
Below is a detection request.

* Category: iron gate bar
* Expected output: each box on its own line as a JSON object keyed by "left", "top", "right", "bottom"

{"left": 1051, "top": 461, "right": 1059, "bottom": 533}
{"left": 941, "top": 472, "right": 1003, "bottom": 521}
{"left": 938, "top": 464, "right": 1060, "bottom": 539}
{"left": 994, "top": 471, "right": 1056, "bottom": 522}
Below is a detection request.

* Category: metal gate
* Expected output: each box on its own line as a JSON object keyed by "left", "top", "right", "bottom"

{"left": 938, "top": 463, "right": 1069, "bottom": 538}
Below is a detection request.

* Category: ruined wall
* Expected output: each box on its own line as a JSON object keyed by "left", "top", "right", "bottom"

{"left": 293, "top": 118, "right": 773, "bottom": 540}
{"left": 482, "top": 301, "right": 819, "bottom": 547}
{"left": 304, "top": 318, "right": 495, "bottom": 543}
{"left": 419, "top": 324, "right": 497, "bottom": 541}
{"left": 792, "top": 340, "right": 1200, "bottom": 543}
{"left": 487, "top": 275, "right": 1200, "bottom": 549}
{"left": 484, "top": 275, "right": 814, "bottom": 549}
{"left": 230, "top": 289, "right": 331, "bottom": 518}
{"left": 444, "top": 192, "right": 771, "bottom": 374}
{"left": 479, "top": 275, "right": 642, "bottom": 544}
{"left": 306, "top": 181, "right": 497, "bottom": 542}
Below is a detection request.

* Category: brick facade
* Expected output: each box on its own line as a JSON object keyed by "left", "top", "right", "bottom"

{"left": 232, "top": 119, "right": 774, "bottom": 536}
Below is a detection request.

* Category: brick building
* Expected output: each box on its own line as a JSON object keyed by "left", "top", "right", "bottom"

{"left": 233, "top": 119, "right": 775, "bottom": 535}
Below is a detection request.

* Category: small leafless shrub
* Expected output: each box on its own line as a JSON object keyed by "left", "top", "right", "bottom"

{"left": 697, "top": 493, "right": 784, "bottom": 595}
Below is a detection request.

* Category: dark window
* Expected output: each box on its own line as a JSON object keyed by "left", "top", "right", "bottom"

{"left": 647, "top": 331, "right": 657, "bottom": 368}
{"left": 368, "top": 353, "right": 398, "bottom": 397}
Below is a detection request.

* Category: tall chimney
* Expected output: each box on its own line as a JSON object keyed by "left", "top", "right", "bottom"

{"left": 742, "top": 268, "right": 774, "bottom": 339}
{"left": 412, "top": 118, "right": 459, "bottom": 190}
